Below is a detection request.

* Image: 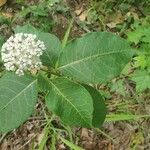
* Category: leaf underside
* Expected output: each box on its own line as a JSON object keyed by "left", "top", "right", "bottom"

{"left": 0, "top": 73, "right": 38, "bottom": 133}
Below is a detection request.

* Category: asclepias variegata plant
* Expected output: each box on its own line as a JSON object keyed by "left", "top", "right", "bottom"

{"left": 0, "top": 25, "right": 133, "bottom": 133}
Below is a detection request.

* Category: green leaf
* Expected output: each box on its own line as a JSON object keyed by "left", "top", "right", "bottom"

{"left": 62, "top": 19, "right": 73, "bottom": 49}
{"left": 131, "top": 70, "right": 150, "bottom": 92}
{"left": 14, "top": 8, "right": 31, "bottom": 20}
{"left": 127, "top": 28, "right": 143, "bottom": 44}
{"left": 99, "top": 90, "right": 112, "bottom": 99}
{"left": 30, "top": 4, "right": 49, "bottom": 17}
{"left": 127, "top": 25, "right": 150, "bottom": 44}
{"left": 38, "top": 128, "right": 49, "bottom": 150}
{"left": 0, "top": 73, "right": 38, "bottom": 133}
{"left": 0, "top": 35, "right": 4, "bottom": 60}
{"left": 58, "top": 32, "right": 133, "bottom": 84}
{"left": 106, "top": 114, "right": 150, "bottom": 122}
{"left": 110, "top": 80, "right": 126, "bottom": 96}
{"left": 38, "top": 75, "right": 93, "bottom": 127}
{"left": 0, "top": 35, "right": 4, "bottom": 48}
{"left": 49, "top": 0, "right": 60, "bottom": 5}
{"left": 59, "top": 136, "right": 84, "bottom": 150}
{"left": 14, "top": 24, "right": 61, "bottom": 67}
{"left": 133, "top": 55, "right": 147, "bottom": 69}
{"left": 83, "top": 85, "right": 106, "bottom": 127}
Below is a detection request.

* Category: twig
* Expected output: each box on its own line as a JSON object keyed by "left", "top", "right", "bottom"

{"left": 0, "top": 133, "right": 7, "bottom": 144}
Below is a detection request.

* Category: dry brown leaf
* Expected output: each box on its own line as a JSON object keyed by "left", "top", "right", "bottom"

{"left": 75, "top": 9, "right": 82, "bottom": 16}
{"left": 0, "top": 0, "right": 7, "bottom": 7}
{"left": 106, "top": 22, "right": 117, "bottom": 29}
{"left": 83, "top": 141, "right": 96, "bottom": 150}
{"left": 75, "top": 6, "right": 87, "bottom": 21}
{"left": 107, "top": 11, "right": 124, "bottom": 27}
{"left": 58, "top": 143, "right": 66, "bottom": 150}
{"left": 81, "top": 128, "right": 89, "bottom": 139}
{"left": 1, "top": 12, "right": 13, "bottom": 18}
{"left": 78, "top": 11, "right": 87, "bottom": 21}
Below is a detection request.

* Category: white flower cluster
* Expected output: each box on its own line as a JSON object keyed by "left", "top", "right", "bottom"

{"left": 1, "top": 33, "right": 46, "bottom": 76}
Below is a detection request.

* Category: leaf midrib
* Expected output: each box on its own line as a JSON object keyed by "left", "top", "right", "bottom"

{"left": 48, "top": 79, "right": 91, "bottom": 126}
{"left": 58, "top": 49, "right": 128, "bottom": 69}
{"left": 0, "top": 80, "right": 37, "bottom": 112}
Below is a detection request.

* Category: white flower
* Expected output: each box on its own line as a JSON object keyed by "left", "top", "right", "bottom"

{"left": 1, "top": 33, "right": 46, "bottom": 76}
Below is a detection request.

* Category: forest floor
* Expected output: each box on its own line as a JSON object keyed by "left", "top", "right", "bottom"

{"left": 0, "top": 0, "right": 150, "bottom": 150}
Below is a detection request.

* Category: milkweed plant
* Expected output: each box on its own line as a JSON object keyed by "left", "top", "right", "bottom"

{"left": 0, "top": 24, "right": 133, "bottom": 133}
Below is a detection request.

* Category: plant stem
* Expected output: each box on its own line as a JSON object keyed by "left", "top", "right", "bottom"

{"left": 66, "top": 126, "right": 73, "bottom": 143}
{"left": 62, "top": 19, "right": 74, "bottom": 49}
{"left": 0, "top": 133, "right": 7, "bottom": 143}
{"left": 41, "top": 67, "right": 61, "bottom": 77}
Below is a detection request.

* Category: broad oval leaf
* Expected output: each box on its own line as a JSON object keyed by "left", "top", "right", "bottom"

{"left": 0, "top": 73, "right": 38, "bottom": 133}
{"left": 83, "top": 85, "right": 107, "bottom": 127}
{"left": 58, "top": 32, "right": 133, "bottom": 84}
{"left": 14, "top": 24, "right": 61, "bottom": 67}
{"left": 38, "top": 75, "right": 93, "bottom": 127}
